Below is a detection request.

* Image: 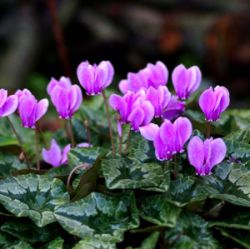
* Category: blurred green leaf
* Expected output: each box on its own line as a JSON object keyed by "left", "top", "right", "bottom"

{"left": 164, "top": 213, "right": 220, "bottom": 249}
{"left": 55, "top": 192, "right": 139, "bottom": 243}
{"left": 0, "top": 174, "right": 69, "bottom": 226}
{"left": 102, "top": 156, "right": 169, "bottom": 191}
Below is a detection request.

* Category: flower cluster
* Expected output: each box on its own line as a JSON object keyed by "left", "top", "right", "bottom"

{"left": 110, "top": 61, "right": 229, "bottom": 176}
{"left": 0, "top": 59, "right": 229, "bottom": 175}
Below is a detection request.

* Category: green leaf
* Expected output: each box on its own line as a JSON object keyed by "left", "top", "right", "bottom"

{"left": 0, "top": 154, "right": 27, "bottom": 177}
{"left": 55, "top": 192, "right": 139, "bottom": 243}
{"left": 5, "top": 241, "right": 33, "bottom": 249}
{"left": 72, "top": 237, "right": 116, "bottom": 249}
{"left": 102, "top": 156, "right": 169, "bottom": 191}
{"left": 0, "top": 137, "right": 18, "bottom": 147}
{"left": 1, "top": 220, "right": 57, "bottom": 244}
{"left": 126, "top": 232, "right": 160, "bottom": 249}
{"left": 210, "top": 211, "right": 250, "bottom": 230}
{"left": 41, "top": 238, "right": 64, "bottom": 249}
{"left": 164, "top": 213, "right": 220, "bottom": 249}
{"left": 216, "top": 227, "right": 250, "bottom": 249}
{"left": 68, "top": 147, "right": 105, "bottom": 167}
{"left": 224, "top": 130, "right": 250, "bottom": 161}
{"left": 0, "top": 174, "right": 69, "bottom": 227}
{"left": 138, "top": 194, "right": 181, "bottom": 227}
{"left": 127, "top": 133, "right": 153, "bottom": 162}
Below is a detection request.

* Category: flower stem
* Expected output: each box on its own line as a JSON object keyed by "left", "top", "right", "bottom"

{"left": 66, "top": 163, "right": 90, "bottom": 191}
{"left": 206, "top": 121, "right": 211, "bottom": 138}
{"left": 124, "top": 128, "right": 131, "bottom": 155}
{"left": 35, "top": 125, "right": 40, "bottom": 170}
{"left": 6, "top": 117, "right": 30, "bottom": 168}
{"left": 83, "top": 119, "right": 91, "bottom": 145}
{"left": 102, "top": 91, "right": 115, "bottom": 154}
{"left": 68, "top": 118, "right": 76, "bottom": 148}
{"left": 173, "top": 155, "right": 178, "bottom": 179}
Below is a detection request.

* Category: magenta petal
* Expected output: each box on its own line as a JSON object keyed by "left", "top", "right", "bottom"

{"left": 19, "top": 97, "right": 36, "bottom": 128}
{"left": 61, "top": 144, "right": 71, "bottom": 165}
{"left": 140, "top": 101, "right": 154, "bottom": 125}
{"left": 154, "top": 61, "right": 168, "bottom": 85}
{"left": 199, "top": 87, "right": 216, "bottom": 120}
{"left": 209, "top": 138, "right": 227, "bottom": 168}
{"left": 42, "top": 139, "right": 62, "bottom": 167}
{"left": 187, "top": 66, "right": 202, "bottom": 94}
{"left": 35, "top": 99, "right": 49, "bottom": 122}
{"left": 119, "top": 80, "right": 130, "bottom": 94}
{"left": 0, "top": 89, "right": 7, "bottom": 108}
{"left": 97, "top": 61, "right": 114, "bottom": 89}
{"left": 109, "top": 94, "right": 123, "bottom": 110}
{"left": 159, "top": 119, "right": 175, "bottom": 153}
{"left": 77, "top": 62, "right": 95, "bottom": 94}
{"left": 0, "top": 95, "right": 18, "bottom": 117}
{"left": 69, "top": 85, "right": 83, "bottom": 114}
{"left": 174, "top": 117, "right": 192, "bottom": 152}
{"left": 139, "top": 123, "right": 159, "bottom": 141}
{"left": 172, "top": 64, "right": 188, "bottom": 99}
{"left": 128, "top": 107, "right": 144, "bottom": 131}
{"left": 187, "top": 136, "right": 205, "bottom": 174}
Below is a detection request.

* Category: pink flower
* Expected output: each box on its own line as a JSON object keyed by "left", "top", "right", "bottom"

{"left": 77, "top": 60, "right": 114, "bottom": 95}
{"left": 0, "top": 89, "right": 18, "bottom": 117}
{"left": 188, "top": 136, "right": 227, "bottom": 176}
{"left": 109, "top": 91, "right": 154, "bottom": 131}
{"left": 140, "top": 117, "right": 192, "bottom": 160}
{"left": 48, "top": 77, "right": 83, "bottom": 119}
{"left": 199, "top": 86, "right": 230, "bottom": 121}
{"left": 172, "top": 64, "right": 201, "bottom": 100}
{"left": 16, "top": 90, "right": 48, "bottom": 128}
{"left": 42, "top": 139, "right": 71, "bottom": 167}
{"left": 119, "top": 61, "right": 168, "bottom": 94}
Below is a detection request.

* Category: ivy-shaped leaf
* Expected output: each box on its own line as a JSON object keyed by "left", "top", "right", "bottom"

{"left": 138, "top": 194, "right": 181, "bottom": 227}
{"left": 164, "top": 212, "right": 220, "bottom": 249}
{"left": 73, "top": 237, "right": 116, "bottom": 249}
{"left": 1, "top": 220, "right": 57, "bottom": 244}
{"left": 55, "top": 192, "right": 139, "bottom": 243}
{"left": 0, "top": 174, "right": 69, "bottom": 227}
{"left": 102, "top": 156, "right": 169, "bottom": 191}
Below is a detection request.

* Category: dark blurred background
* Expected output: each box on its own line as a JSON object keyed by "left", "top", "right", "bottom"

{"left": 0, "top": 0, "right": 250, "bottom": 107}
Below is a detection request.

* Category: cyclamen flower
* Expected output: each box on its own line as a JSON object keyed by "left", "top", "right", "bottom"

{"left": 145, "top": 86, "right": 171, "bottom": 118}
{"left": 162, "top": 96, "right": 185, "bottom": 121}
{"left": 109, "top": 91, "right": 154, "bottom": 131}
{"left": 42, "top": 139, "right": 71, "bottom": 167}
{"left": 0, "top": 89, "right": 18, "bottom": 117}
{"left": 17, "top": 92, "right": 48, "bottom": 128}
{"left": 48, "top": 77, "right": 83, "bottom": 119}
{"left": 77, "top": 60, "right": 114, "bottom": 95}
{"left": 15, "top": 89, "right": 35, "bottom": 104}
{"left": 199, "top": 86, "right": 230, "bottom": 121}
{"left": 119, "top": 61, "right": 168, "bottom": 94}
{"left": 188, "top": 136, "right": 227, "bottom": 176}
{"left": 140, "top": 117, "right": 192, "bottom": 160}
{"left": 172, "top": 64, "right": 201, "bottom": 100}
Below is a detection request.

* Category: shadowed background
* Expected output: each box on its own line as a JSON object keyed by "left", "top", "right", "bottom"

{"left": 0, "top": 0, "right": 250, "bottom": 107}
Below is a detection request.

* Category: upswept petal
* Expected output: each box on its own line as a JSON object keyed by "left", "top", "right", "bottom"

{"left": 139, "top": 123, "right": 159, "bottom": 141}
{"left": 61, "top": 144, "right": 71, "bottom": 165}
{"left": 172, "top": 64, "right": 188, "bottom": 98}
{"left": 119, "top": 79, "right": 129, "bottom": 94}
{"left": 35, "top": 99, "right": 49, "bottom": 122}
{"left": 128, "top": 107, "right": 144, "bottom": 131}
{"left": 140, "top": 101, "right": 154, "bottom": 125}
{"left": 0, "top": 95, "right": 18, "bottom": 117}
{"left": 77, "top": 62, "right": 95, "bottom": 94}
{"left": 159, "top": 119, "right": 175, "bottom": 153}
{"left": 209, "top": 138, "right": 227, "bottom": 168}
{"left": 187, "top": 66, "right": 201, "bottom": 94}
{"left": 174, "top": 117, "right": 192, "bottom": 153}
{"left": 187, "top": 136, "right": 205, "bottom": 175}
{"left": 199, "top": 87, "right": 215, "bottom": 120}
{"left": 0, "top": 89, "right": 7, "bottom": 108}
{"left": 69, "top": 85, "right": 83, "bottom": 114}
{"left": 19, "top": 97, "right": 36, "bottom": 128}
{"left": 42, "top": 139, "right": 62, "bottom": 167}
